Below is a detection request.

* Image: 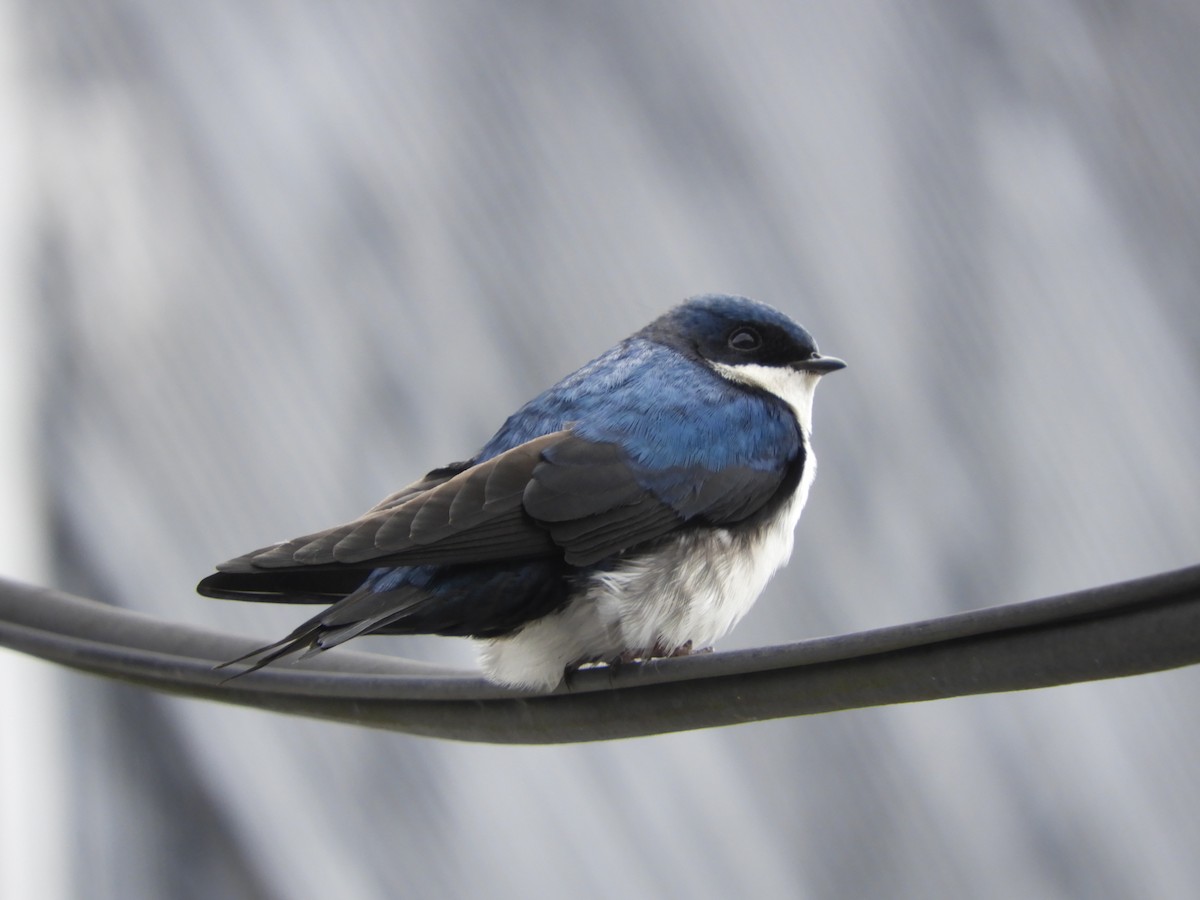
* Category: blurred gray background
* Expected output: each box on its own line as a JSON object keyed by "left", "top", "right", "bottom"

{"left": 2, "top": 2, "right": 1200, "bottom": 898}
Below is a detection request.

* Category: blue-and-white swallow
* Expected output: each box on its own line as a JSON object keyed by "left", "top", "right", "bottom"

{"left": 199, "top": 294, "right": 845, "bottom": 690}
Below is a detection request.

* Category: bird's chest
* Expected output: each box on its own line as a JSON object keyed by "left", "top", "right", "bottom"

{"left": 587, "top": 448, "right": 815, "bottom": 652}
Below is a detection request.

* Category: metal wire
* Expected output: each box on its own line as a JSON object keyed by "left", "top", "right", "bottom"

{"left": 2, "top": 564, "right": 1198, "bottom": 744}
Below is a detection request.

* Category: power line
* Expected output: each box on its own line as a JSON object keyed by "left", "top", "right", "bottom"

{"left": 2, "top": 564, "right": 1198, "bottom": 744}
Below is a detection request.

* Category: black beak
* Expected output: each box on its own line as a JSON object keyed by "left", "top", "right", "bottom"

{"left": 793, "top": 354, "right": 847, "bottom": 375}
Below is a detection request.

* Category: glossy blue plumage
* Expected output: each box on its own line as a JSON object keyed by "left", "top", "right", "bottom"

{"left": 367, "top": 331, "right": 804, "bottom": 619}
{"left": 200, "top": 293, "right": 844, "bottom": 689}
{"left": 345, "top": 346, "right": 799, "bottom": 636}
{"left": 481, "top": 338, "right": 802, "bottom": 472}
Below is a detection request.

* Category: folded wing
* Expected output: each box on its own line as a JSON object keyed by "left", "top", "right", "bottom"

{"left": 199, "top": 423, "right": 799, "bottom": 603}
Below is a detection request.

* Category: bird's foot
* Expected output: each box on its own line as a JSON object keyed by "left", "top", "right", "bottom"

{"left": 659, "top": 640, "right": 694, "bottom": 658}
{"left": 617, "top": 640, "right": 714, "bottom": 663}
{"left": 566, "top": 642, "right": 718, "bottom": 688}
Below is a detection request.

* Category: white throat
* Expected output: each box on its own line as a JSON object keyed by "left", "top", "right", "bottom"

{"left": 710, "top": 362, "right": 821, "bottom": 435}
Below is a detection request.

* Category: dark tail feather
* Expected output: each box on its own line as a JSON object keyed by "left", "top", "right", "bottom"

{"left": 214, "top": 624, "right": 323, "bottom": 681}
{"left": 213, "top": 584, "right": 439, "bottom": 680}
{"left": 213, "top": 592, "right": 425, "bottom": 679}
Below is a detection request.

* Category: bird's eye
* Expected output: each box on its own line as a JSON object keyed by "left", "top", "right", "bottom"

{"left": 727, "top": 327, "right": 762, "bottom": 352}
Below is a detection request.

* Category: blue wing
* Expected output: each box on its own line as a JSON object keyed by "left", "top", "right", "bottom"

{"left": 202, "top": 339, "right": 804, "bottom": 581}
{"left": 198, "top": 340, "right": 804, "bottom": 660}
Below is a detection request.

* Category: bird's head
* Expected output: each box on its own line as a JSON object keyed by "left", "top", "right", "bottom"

{"left": 638, "top": 293, "right": 845, "bottom": 429}
{"left": 641, "top": 293, "right": 845, "bottom": 376}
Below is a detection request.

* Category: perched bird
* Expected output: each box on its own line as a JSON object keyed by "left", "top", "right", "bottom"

{"left": 198, "top": 294, "right": 845, "bottom": 691}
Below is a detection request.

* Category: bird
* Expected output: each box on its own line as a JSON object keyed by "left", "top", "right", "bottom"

{"left": 198, "top": 294, "right": 845, "bottom": 691}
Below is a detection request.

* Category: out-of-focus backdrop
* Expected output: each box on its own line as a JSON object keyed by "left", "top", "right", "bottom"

{"left": 3, "top": 3, "right": 1199, "bottom": 898}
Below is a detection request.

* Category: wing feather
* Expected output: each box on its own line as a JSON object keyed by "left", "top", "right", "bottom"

{"left": 206, "top": 421, "right": 799, "bottom": 591}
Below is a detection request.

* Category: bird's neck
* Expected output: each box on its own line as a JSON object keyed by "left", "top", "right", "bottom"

{"left": 710, "top": 363, "right": 820, "bottom": 436}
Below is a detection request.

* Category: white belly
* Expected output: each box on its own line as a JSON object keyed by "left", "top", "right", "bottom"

{"left": 478, "top": 445, "right": 816, "bottom": 691}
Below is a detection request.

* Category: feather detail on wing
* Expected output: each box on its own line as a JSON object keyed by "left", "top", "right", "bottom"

{"left": 199, "top": 424, "right": 799, "bottom": 601}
